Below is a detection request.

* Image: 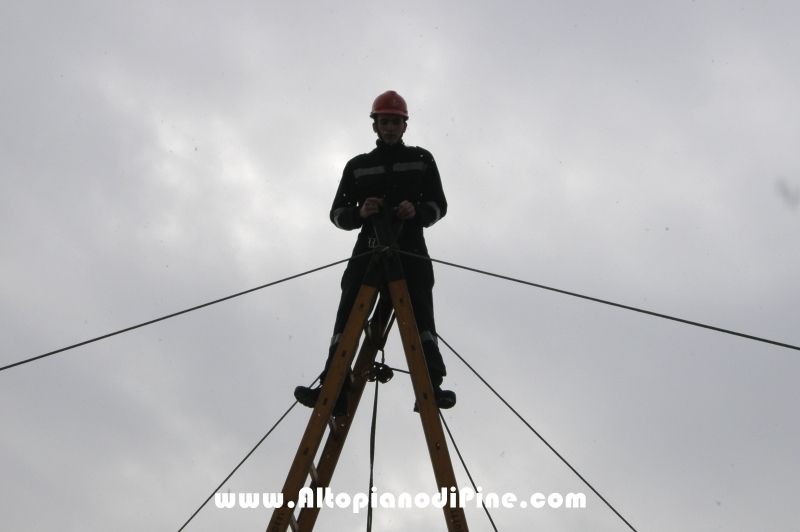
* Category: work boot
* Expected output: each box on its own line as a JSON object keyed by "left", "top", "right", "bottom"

{"left": 430, "top": 370, "right": 456, "bottom": 409}
{"left": 434, "top": 387, "right": 456, "bottom": 409}
{"left": 294, "top": 385, "right": 320, "bottom": 408}
{"left": 414, "top": 380, "right": 456, "bottom": 412}
{"left": 294, "top": 385, "right": 349, "bottom": 417}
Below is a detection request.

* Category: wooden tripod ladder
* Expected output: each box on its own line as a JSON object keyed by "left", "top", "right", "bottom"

{"left": 266, "top": 216, "right": 468, "bottom": 532}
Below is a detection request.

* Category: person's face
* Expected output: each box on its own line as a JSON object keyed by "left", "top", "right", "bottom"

{"left": 372, "top": 114, "right": 408, "bottom": 145}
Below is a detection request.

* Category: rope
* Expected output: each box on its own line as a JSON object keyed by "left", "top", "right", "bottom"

{"left": 438, "top": 334, "right": 638, "bottom": 532}
{"left": 176, "top": 395, "right": 303, "bottom": 532}
{"left": 1, "top": 252, "right": 376, "bottom": 373}
{"left": 366, "top": 352, "right": 384, "bottom": 532}
{"left": 439, "top": 411, "right": 499, "bottom": 532}
{"left": 394, "top": 250, "right": 799, "bottom": 353}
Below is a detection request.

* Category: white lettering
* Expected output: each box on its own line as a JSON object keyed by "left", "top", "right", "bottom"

{"left": 296, "top": 487, "right": 313, "bottom": 509}
{"left": 239, "top": 493, "right": 259, "bottom": 508}
{"left": 215, "top": 493, "right": 236, "bottom": 509}
{"left": 414, "top": 492, "right": 430, "bottom": 508}
{"left": 325, "top": 487, "right": 334, "bottom": 508}
{"left": 484, "top": 493, "right": 499, "bottom": 508}
{"left": 263, "top": 492, "right": 283, "bottom": 508}
{"left": 566, "top": 493, "right": 586, "bottom": 508}
{"left": 335, "top": 492, "right": 351, "bottom": 509}
{"left": 502, "top": 493, "right": 516, "bottom": 508}
{"left": 380, "top": 493, "right": 396, "bottom": 508}
{"left": 227, "top": 489, "right": 586, "bottom": 512}
{"left": 316, "top": 487, "right": 325, "bottom": 508}
{"left": 352, "top": 493, "right": 368, "bottom": 513}
{"left": 548, "top": 493, "right": 563, "bottom": 508}
{"left": 432, "top": 488, "right": 448, "bottom": 508}
{"left": 459, "top": 487, "right": 475, "bottom": 508}
{"left": 531, "top": 493, "right": 546, "bottom": 509}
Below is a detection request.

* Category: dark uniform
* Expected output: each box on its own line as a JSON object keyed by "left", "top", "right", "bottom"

{"left": 321, "top": 138, "right": 448, "bottom": 385}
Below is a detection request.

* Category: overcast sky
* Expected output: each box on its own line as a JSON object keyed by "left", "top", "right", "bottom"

{"left": 2, "top": 1, "right": 799, "bottom": 531}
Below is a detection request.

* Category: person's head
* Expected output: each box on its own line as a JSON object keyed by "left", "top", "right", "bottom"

{"left": 370, "top": 90, "right": 408, "bottom": 145}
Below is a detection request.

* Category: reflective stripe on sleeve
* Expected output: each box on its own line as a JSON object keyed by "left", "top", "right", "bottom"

{"left": 424, "top": 201, "right": 442, "bottom": 227}
{"left": 332, "top": 207, "right": 347, "bottom": 229}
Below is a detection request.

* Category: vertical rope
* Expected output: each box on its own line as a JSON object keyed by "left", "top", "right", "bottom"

{"left": 366, "top": 351, "right": 383, "bottom": 531}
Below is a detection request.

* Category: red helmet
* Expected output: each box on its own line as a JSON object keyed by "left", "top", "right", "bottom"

{"left": 370, "top": 90, "right": 409, "bottom": 119}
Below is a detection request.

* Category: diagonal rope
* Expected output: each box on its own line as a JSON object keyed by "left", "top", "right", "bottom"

{"left": 439, "top": 411, "right": 499, "bottom": 532}
{"left": 438, "top": 334, "right": 638, "bottom": 532}
{"left": 176, "top": 395, "right": 303, "bottom": 532}
{"left": 1, "top": 252, "right": 375, "bottom": 373}
{"left": 394, "top": 250, "right": 799, "bottom": 353}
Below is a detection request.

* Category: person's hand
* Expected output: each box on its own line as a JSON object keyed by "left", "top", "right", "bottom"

{"left": 394, "top": 200, "right": 416, "bottom": 220}
{"left": 359, "top": 197, "right": 384, "bottom": 219}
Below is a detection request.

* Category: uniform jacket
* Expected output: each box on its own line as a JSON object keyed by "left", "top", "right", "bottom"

{"left": 329, "top": 139, "right": 447, "bottom": 253}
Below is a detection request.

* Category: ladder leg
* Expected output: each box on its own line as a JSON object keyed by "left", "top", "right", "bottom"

{"left": 266, "top": 282, "right": 380, "bottom": 532}
{"left": 388, "top": 278, "right": 469, "bottom": 532}
{"left": 295, "top": 298, "right": 395, "bottom": 531}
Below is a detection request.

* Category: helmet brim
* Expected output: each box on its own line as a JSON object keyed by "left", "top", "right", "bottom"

{"left": 370, "top": 109, "right": 409, "bottom": 119}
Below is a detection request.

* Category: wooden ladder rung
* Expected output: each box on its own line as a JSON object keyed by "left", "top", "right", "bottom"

{"left": 308, "top": 462, "right": 320, "bottom": 486}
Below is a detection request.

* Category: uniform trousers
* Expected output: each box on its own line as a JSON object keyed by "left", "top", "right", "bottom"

{"left": 320, "top": 238, "right": 446, "bottom": 384}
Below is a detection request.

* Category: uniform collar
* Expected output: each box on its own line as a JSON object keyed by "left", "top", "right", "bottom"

{"left": 376, "top": 139, "right": 406, "bottom": 150}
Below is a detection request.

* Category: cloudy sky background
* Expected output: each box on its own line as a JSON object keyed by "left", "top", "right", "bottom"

{"left": 2, "top": 1, "right": 799, "bottom": 530}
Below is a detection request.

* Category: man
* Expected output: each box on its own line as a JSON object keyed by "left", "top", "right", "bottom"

{"left": 294, "top": 90, "right": 455, "bottom": 417}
